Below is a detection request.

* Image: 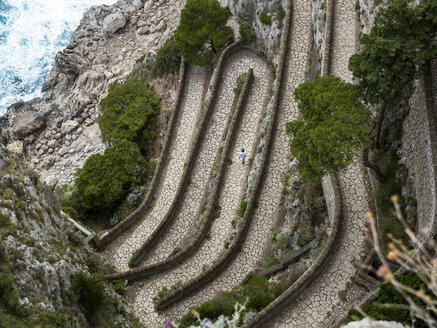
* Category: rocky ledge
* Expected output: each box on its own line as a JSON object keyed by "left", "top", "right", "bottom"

{"left": 0, "top": 0, "right": 183, "bottom": 187}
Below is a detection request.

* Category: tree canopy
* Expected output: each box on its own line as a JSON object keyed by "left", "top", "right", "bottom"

{"left": 174, "top": 0, "right": 233, "bottom": 66}
{"left": 286, "top": 76, "right": 372, "bottom": 182}
{"left": 349, "top": 0, "right": 437, "bottom": 106}
{"left": 74, "top": 139, "right": 148, "bottom": 212}
{"left": 97, "top": 75, "right": 160, "bottom": 150}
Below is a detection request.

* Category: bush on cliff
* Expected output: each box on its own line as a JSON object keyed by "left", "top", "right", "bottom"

{"left": 73, "top": 139, "right": 148, "bottom": 213}
{"left": 175, "top": 0, "right": 233, "bottom": 66}
{"left": 150, "top": 36, "right": 181, "bottom": 78}
{"left": 97, "top": 75, "right": 160, "bottom": 151}
{"left": 286, "top": 76, "right": 371, "bottom": 183}
{"left": 72, "top": 271, "right": 106, "bottom": 315}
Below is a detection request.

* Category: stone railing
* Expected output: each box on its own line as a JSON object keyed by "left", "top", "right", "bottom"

{"left": 129, "top": 41, "right": 255, "bottom": 267}
{"left": 97, "top": 60, "right": 189, "bottom": 247}
{"left": 105, "top": 68, "right": 254, "bottom": 280}
{"left": 154, "top": 0, "right": 295, "bottom": 311}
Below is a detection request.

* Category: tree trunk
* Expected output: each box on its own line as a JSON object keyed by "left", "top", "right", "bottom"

{"left": 362, "top": 148, "right": 385, "bottom": 183}
{"left": 373, "top": 103, "right": 387, "bottom": 149}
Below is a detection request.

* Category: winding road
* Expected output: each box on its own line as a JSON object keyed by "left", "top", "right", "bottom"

{"left": 101, "top": 0, "right": 377, "bottom": 326}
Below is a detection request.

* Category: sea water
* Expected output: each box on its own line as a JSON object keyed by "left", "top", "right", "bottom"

{"left": 0, "top": 0, "right": 116, "bottom": 115}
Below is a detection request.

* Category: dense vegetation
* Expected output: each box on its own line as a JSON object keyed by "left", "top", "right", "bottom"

{"left": 149, "top": 36, "right": 181, "bottom": 78}
{"left": 175, "top": 0, "right": 233, "bottom": 66}
{"left": 349, "top": 0, "right": 437, "bottom": 145}
{"left": 347, "top": 272, "right": 435, "bottom": 327}
{"left": 73, "top": 139, "right": 148, "bottom": 213}
{"left": 59, "top": 73, "right": 160, "bottom": 222}
{"left": 286, "top": 76, "right": 371, "bottom": 182}
{"left": 97, "top": 76, "right": 160, "bottom": 151}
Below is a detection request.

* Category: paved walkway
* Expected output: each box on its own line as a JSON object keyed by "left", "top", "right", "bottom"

{"left": 142, "top": 52, "right": 270, "bottom": 266}
{"left": 129, "top": 52, "right": 270, "bottom": 327}
{"left": 124, "top": 0, "right": 313, "bottom": 326}
{"left": 269, "top": 0, "right": 371, "bottom": 326}
{"left": 102, "top": 65, "right": 208, "bottom": 271}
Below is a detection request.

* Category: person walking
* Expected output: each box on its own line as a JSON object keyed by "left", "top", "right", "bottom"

{"left": 238, "top": 148, "right": 247, "bottom": 164}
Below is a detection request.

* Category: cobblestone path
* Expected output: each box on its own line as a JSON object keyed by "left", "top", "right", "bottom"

{"left": 142, "top": 51, "right": 270, "bottom": 266}
{"left": 123, "top": 0, "right": 312, "bottom": 325}
{"left": 102, "top": 65, "right": 208, "bottom": 271}
{"left": 269, "top": 0, "right": 371, "bottom": 326}
{"left": 128, "top": 51, "right": 270, "bottom": 327}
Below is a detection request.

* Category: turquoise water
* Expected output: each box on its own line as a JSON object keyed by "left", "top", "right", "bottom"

{"left": 0, "top": 0, "right": 116, "bottom": 115}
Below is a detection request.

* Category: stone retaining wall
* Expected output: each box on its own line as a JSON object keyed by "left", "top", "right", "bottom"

{"left": 402, "top": 60, "right": 437, "bottom": 240}
{"left": 129, "top": 41, "right": 255, "bottom": 267}
{"left": 105, "top": 68, "right": 254, "bottom": 280}
{"left": 154, "top": 0, "right": 295, "bottom": 311}
{"left": 98, "top": 60, "right": 189, "bottom": 247}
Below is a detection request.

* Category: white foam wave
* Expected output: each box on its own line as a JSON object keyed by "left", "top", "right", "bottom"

{"left": 0, "top": 0, "right": 116, "bottom": 115}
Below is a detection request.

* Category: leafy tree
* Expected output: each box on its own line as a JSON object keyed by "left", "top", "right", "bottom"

{"left": 174, "top": 0, "right": 233, "bottom": 66}
{"left": 349, "top": 0, "right": 437, "bottom": 145}
{"left": 286, "top": 76, "right": 371, "bottom": 182}
{"left": 97, "top": 76, "right": 160, "bottom": 150}
{"left": 73, "top": 139, "right": 148, "bottom": 212}
{"left": 150, "top": 36, "right": 181, "bottom": 78}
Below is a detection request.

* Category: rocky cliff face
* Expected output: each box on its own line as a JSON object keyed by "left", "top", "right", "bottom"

{"left": 0, "top": 0, "right": 182, "bottom": 187}
{"left": 0, "top": 146, "right": 142, "bottom": 327}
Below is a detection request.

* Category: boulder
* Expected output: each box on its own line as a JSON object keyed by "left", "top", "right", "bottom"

{"left": 60, "top": 120, "right": 79, "bottom": 135}
{"left": 103, "top": 13, "right": 127, "bottom": 35}
{"left": 7, "top": 141, "right": 24, "bottom": 155}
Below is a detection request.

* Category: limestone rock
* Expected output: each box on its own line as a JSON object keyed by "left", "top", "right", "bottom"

{"left": 7, "top": 141, "right": 24, "bottom": 155}
{"left": 61, "top": 120, "right": 79, "bottom": 135}
{"left": 103, "top": 13, "right": 127, "bottom": 34}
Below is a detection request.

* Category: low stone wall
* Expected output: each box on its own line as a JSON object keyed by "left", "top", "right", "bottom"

{"left": 129, "top": 41, "right": 255, "bottom": 267}
{"left": 243, "top": 174, "right": 342, "bottom": 327}
{"left": 98, "top": 60, "right": 189, "bottom": 247}
{"left": 105, "top": 68, "right": 254, "bottom": 280}
{"left": 154, "top": 0, "right": 295, "bottom": 311}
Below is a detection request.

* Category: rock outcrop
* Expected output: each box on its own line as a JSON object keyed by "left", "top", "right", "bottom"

{"left": 0, "top": 145, "right": 142, "bottom": 327}
{"left": 0, "top": 0, "right": 183, "bottom": 187}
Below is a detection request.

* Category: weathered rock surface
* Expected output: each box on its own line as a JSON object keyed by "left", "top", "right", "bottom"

{"left": 0, "top": 0, "right": 183, "bottom": 186}
{"left": 103, "top": 13, "right": 127, "bottom": 34}
{"left": 0, "top": 146, "right": 142, "bottom": 327}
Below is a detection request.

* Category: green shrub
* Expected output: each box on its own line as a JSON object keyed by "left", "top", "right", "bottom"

{"left": 238, "top": 199, "right": 248, "bottom": 217}
{"left": 238, "top": 15, "right": 255, "bottom": 41}
{"left": 150, "top": 36, "right": 181, "bottom": 78}
{"left": 196, "top": 294, "right": 236, "bottom": 321}
{"left": 87, "top": 254, "right": 103, "bottom": 274}
{"left": 97, "top": 76, "right": 160, "bottom": 150}
{"left": 296, "top": 221, "right": 315, "bottom": 247}
{"left": 259, "top": 11, "right": 271, "bottom": 25}
{"left": 61, "top": 206, "right": 78, "bottom": 220}
{"left": 71, "top": 272, "right": 106, "bottom": 315}
{"left": 277, "top": 7, "right": 286, "bottom": 20}
{"left": 243, "top": 275, "right": 274, "bottom": 311}
{"left": 347, "top": 272, "right": 432, "bottom": 327}
{"left": 234, "top": 73, "right": 247, "bottom": 97}
{"left": 112, "top": 280, "right": 128, "bottom": 296}
{"left": 74, "top": 140, "right": 148, "bottom": 213}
